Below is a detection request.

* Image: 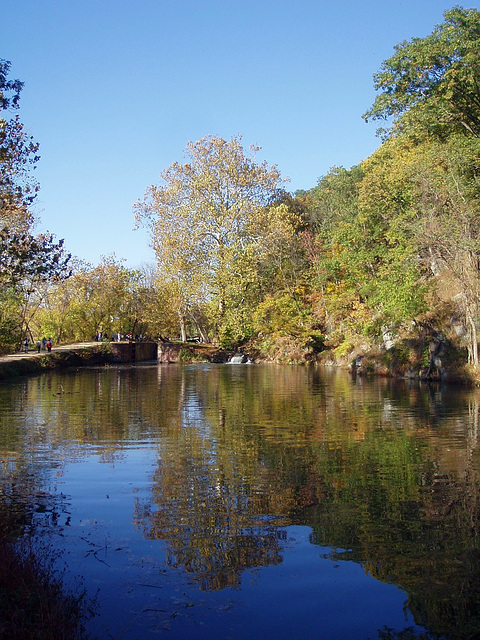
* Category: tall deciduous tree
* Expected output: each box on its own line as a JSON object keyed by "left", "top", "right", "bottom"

{"left": 134, "top": 135, "right": 287, "bottom": 342}
{"left": 0, "top": 60, "right": 71, "bottom": 349}
{"left": 363, "top": 7, "right": 480, "bottom": 139}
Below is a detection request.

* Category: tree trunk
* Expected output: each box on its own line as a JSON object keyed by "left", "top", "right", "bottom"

{"left": 190, "top": 313, "right": 208, "bottom": 343}
{"left": 179, "top": 313, "right": 187, "bottom": 342}
{"left": 466, "top": 307, "right": 479, "bottom": 367}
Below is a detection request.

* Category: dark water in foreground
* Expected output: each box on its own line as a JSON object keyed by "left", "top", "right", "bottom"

{"left": 1, "top": 363, "right": 480, "bottom": 639}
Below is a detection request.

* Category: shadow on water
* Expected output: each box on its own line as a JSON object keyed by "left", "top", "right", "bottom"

{"left": 0, "top": 363, "right": 480, "bottom": 638}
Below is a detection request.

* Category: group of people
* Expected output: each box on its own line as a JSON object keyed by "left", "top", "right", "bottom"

{"left": 22, "top": 337, "right": 53, "bottom": 353}
{"left": 95, "top": 332, "right": 122, "bottom": 342}
{"left": 94, "top": 332, "right": 148, "bottom": 342}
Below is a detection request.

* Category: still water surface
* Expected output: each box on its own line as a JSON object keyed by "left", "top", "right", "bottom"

{"left": 1, "top": 363, "right": 480, "bottom": 639}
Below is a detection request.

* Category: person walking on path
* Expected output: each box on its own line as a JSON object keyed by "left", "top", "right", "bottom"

{"left": 36, "top": 340, "right": 41, "bottom": 353}
{"left": 23, "top": 338, "right": 29, "bottom": 353}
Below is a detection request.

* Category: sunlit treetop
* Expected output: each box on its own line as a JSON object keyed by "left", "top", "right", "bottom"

{"left": 363, "top": 6, "right": 480, "bottom": 139}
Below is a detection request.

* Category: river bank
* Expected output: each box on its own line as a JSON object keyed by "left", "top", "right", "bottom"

{"left": 0, "top": 343, "right": 112, "bottom": 381}
{"left": 0, "top": 337, "right": 475, "bottom": 386}
{"left": 0, "top": 341, "right": 163, "bottom": 381}
{"left": 0, "top": 341, "right": 236, "bottom": 381}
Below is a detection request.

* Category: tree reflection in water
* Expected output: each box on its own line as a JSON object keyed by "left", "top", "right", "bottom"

{"left": 134, "top": 441, "right": 288, "bottom": 590}
{"left": 129, "top": 365, "right": 480, "bottom": 638}
{"left": 133, "top": 367, "right": 288, "bottom": 590}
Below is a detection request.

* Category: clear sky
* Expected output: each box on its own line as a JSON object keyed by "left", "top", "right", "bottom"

{"left": 3, "top": 0, "right": 476, "bottom": 268}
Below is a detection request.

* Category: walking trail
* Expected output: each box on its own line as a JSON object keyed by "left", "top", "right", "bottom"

{"left": 0, "top": 342, "right": 99, "bottom": 363}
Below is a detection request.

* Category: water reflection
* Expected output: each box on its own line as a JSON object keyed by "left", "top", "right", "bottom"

{"left": 0, "top": 364, "right": 480, "bottom": 638}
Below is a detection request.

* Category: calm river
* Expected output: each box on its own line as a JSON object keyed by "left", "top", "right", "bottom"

{"left": 1, "top": 362, "right": 479, "bottom": 639}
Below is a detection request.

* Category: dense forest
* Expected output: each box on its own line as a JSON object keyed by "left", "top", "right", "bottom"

{"left": 2, "top": 6, "right": 480, "bottom": 381}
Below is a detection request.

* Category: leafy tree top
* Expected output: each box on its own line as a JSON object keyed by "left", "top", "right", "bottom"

{"left": 0, "top": 228, "right": 71, "bottom": 289}
{"left": 0, "top": 59, "right": 23, "bottom": 111}
{"left": 134, "top": 134, "right": 287, "bottom": 286}
{"left": 0, "top": 59, "right": 40, "bottom": 228}
{"left": 363, "top": 6, "right": 480, "bottom": 139}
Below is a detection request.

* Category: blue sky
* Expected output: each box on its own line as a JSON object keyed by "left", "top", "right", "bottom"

{"left": 3, "top": 0, "right": 475, "bottom": 267}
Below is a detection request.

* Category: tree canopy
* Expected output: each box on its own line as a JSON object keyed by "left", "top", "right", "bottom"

{"left": 134, "top": 135, "right": 290, "bottom": 344}
{"left": 363, "top": 7, "right": 480, "bottom": 139}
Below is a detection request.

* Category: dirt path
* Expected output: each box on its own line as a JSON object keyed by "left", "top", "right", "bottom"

{"left": 0, "top": 342, "right": 100, "bottom": 363}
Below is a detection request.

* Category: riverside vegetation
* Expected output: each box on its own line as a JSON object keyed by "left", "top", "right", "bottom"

{"left": 2, "top": 8, "right": 480, "bottom": 383}
{"left": 3, "top": 8, "right": 480, "bottom": 382}
{"left": 1, "top": 7, "right": 480, "bottom": 635}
